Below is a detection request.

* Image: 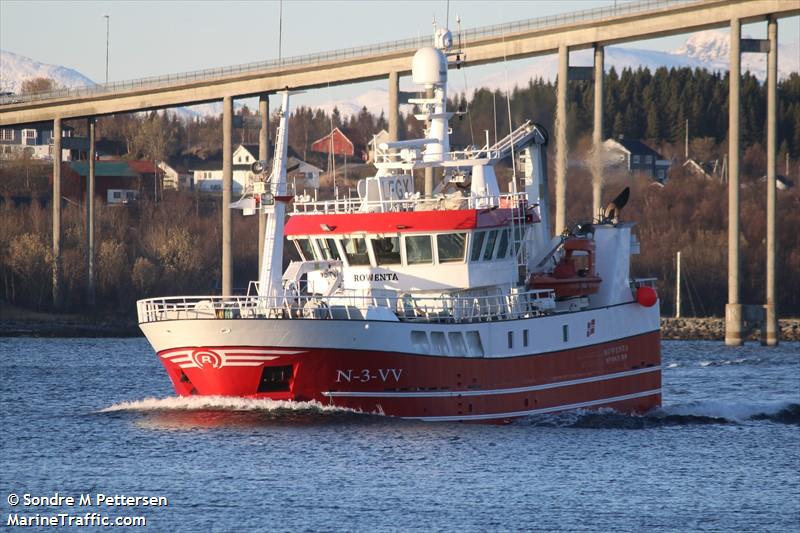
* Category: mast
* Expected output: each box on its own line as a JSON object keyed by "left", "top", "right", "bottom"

{"left": 258, "top": 90, "right": 291, "bottom": 298}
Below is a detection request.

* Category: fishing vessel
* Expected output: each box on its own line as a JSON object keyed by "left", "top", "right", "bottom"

{"left": 137, "top": 27, "right": 661, "bottom": 422}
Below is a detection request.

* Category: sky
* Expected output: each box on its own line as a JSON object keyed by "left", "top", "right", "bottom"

{"left": 1, "top": 0, "right": 798, "bottom": 113}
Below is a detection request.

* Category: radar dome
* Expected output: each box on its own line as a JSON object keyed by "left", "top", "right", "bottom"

{"left": 412, "top": 47, "right": 447, "bottom": 86}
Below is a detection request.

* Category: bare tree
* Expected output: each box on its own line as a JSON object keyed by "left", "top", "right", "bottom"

{"left": 19, "top": 77, "right": 59, "bottom": 95}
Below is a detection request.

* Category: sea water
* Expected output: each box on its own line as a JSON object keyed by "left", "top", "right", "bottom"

{"left": 1, "top": 338, "right": 797, "bottom": 532}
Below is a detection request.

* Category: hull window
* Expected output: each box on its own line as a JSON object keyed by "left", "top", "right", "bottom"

{"left": 448, "top": 332, "right": 467, "bottom": 355}
{"left": 430, "top": 331, "right": 449, "bottom": 355}
{"left": 465, "top": 331, "right": 484, "bottom": 357}
{"left": 257, "top": 365, "right": 294, "bottom": 393}
{"left": 411, "top": 331, "right": 431, "bottom": 353}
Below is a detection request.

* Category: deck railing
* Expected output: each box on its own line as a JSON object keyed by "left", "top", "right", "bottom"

{"left": 137, "top": 289, "right": 556, "bottom": 325}
{"left": 291, "top": 191, "right": 528, "bottom": 215}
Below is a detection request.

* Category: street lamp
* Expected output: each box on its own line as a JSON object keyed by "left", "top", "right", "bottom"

{"left": 104, "top": 15, "right": 109, "bottom": 84}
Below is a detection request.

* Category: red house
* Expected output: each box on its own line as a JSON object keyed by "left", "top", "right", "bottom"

{"left": 310, "top": 127, "right": 355, "bottom": 157}
{"left": 59, "top": 160, "right": 163, "bottom": 205}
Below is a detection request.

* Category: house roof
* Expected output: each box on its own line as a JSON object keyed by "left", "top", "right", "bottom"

{"left": 609, "top": 137, "right": 663, "bottom": 159}
{"left": 128, "top": 160, "right": 163, "bottom": 175}
{"left": 683, "top": 158, "right": 717, "bottom": 176}
{"left": 606, "top": 136, "right": 663, "bottom": 159}
{"left": 240, "top": 144, "right": 264, "bottom": 159}
{"left": 367, "top": 129, "right": 390, "bottom": 147}
{"left": 69, "top": 160, "right": 161, "bottom": 178}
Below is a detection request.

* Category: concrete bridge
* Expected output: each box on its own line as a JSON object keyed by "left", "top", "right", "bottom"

{"left": 1, "top": 0, "right": 797, "bottom": 345}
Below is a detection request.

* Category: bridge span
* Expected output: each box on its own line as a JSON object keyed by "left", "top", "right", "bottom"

{"left": 1, "top": 0, "right": 795, "bottom": 346}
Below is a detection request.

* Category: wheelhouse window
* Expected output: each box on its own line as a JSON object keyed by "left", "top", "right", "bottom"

{"left": 315, "top": 238, "right": 341, "bottom": 261}
{"left": 405, "top": 235, "right": 433, "bottom": 265}
{"left": 437, "top": 232, "right": 467, "bottom": 263}
{"left": 470, "top": 231, "right": 485, "bottom": 262}
{"left": 342, "top": 237, "right": 371, "bottom": 266}
{"left": 371, "top": 236, "right": 401, "bottom": 266}
{"left": 482, "top": 230, "right": 498, "bottom": 261}
{"left": 293, "top": 238, "right": 315, "bottom": 261}
{"left": 512, "top": 226, "right": 525, "bottom": 256}
{"left": 496, "top": 229, "right": 510, "bottom": 259}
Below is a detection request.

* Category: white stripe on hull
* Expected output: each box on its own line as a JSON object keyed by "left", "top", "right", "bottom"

{"left": 406, "top": 388, "right": 662, "bottom": 422}
{"left": 159, "top": 349, "right": 288, "bottom": 369}
{"left": 323, "top": 366, "right": 661, "bottom": 398}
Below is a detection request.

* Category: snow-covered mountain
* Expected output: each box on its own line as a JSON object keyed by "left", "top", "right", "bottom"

{"left": 2, "top": 29, "right": 797, "bottom": 118}
{"left": 673, "top": 29, "right": 799, "bottom": 80}
{"left": 0, "top": 49, "right": 95, "bottom": 93}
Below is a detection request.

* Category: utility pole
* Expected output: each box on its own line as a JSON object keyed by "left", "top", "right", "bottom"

{"left": 676, "top": 251, "right": 681, "bottom": 318}
{"left": 104, "top": 15, "right": 109, "bottom": 84}
{"left": 684, "top": 119, "right": 689, "bottom": 159}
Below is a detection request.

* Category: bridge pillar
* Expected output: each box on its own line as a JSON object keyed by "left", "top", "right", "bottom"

{"left": 222, "top": 95, "right": 233, "bottom": 296}
{"left": 554, "top": 43, "right": 568, "bottom": 236}
{"left": 258, "top": 93, "right": 269, "bottom": 275}
{"left": 725, "top": 18, "right": 743, "bottom": 346}
{"left": 763, "top": 16, "right": 778, "bottom": 346}
{"left": 52, "top": 117, "right": 62, "bottom": 307}
{"left": 87, "top": 117, "right": 96, "bottom": 306}
{"left": 388, "top": 71, "right": 399, "bottom": 142}
{"left": 592, "top": 44, "right": 604, "bottom": 219}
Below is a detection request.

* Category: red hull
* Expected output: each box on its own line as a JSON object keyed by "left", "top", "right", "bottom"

{"left": 157, "top": 331, "right": 661, "bottom": 421}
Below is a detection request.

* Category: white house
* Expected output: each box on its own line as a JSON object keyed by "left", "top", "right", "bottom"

{"left": 602, "top": 137, "right": 671, "bottom": 182}
{"left": 157, "top": 161, "right": 193, "bottom": 191}
{"left": 0, "top": 124, "right": 78, "bottom": 161}
{"left": 288, "top": 158, "right": 322, "bottom": 190}
{"left": 366, "top": 129, "right": 390, "bottom": 162}
{"left": 192, "top": 144, "right": 322, "bottom": 194}
{"left": 192, "top": 144, "right": 259, "bottom": 195}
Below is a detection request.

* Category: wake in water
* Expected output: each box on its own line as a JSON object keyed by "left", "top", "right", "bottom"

{"left": 520, "top": 400, "right": 800, "bottom": 429}
{"left": 100, "top": 396, "right": 799, "bottom": 428}
{"left": 101, "top": 395, "right": 356, "bottom": 414}
{"left": 99, "top": 396, "right": 372, "bottom": 428}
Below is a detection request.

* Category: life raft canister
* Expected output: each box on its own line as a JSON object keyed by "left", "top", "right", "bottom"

{"left": 636, "top": 286, "right": 658, "bottom": 307}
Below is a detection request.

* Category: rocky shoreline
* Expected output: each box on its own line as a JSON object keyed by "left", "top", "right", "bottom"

{"left": 0, "top": 319, "right": 140, "bottom": 337}
{"left": 661, "top": 317, "right": 800, "bottom": 342}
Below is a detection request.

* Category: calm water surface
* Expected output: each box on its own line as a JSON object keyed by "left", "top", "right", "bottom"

{"left": 1, "top": 338, "right": 798, "bottom": 532}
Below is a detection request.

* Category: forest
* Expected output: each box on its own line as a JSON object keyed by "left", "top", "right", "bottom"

{"left": 1, "top": 66, "right": 799, "bottom": 319}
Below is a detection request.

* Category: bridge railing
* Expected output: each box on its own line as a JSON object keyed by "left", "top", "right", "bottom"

{"left": 1, "top": 0, "right": 696, "bottom": 106}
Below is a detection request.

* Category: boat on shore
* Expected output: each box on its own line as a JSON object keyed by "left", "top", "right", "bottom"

{"left": 137, "top": 26, "right": 661, "bottom": 422}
